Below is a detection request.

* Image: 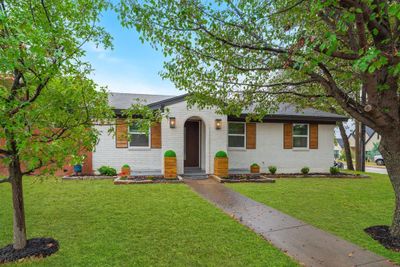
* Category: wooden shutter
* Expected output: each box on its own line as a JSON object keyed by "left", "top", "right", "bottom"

{"left": 116, "top": 118, "right": 128, "bottom": 148}
{"left": 309, "top": 124, "right": 318, "bottom": 149}
{"left": 246, "top": 123, "right": 256, "bottom": 149}
{"left": 283, "top": 123, "right": 293, "bottom": 149}
{"left": 151, "top": 122, "right": 162, "bottom": 148}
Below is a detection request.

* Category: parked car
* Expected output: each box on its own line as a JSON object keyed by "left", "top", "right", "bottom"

{"left": 374, "top": 155, "right": 385, "bottom": 166}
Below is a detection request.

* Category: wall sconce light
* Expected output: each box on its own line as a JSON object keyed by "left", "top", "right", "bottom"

{"left": 169, "top": 117, "right": 176, "bottom": 128}
{"left": 215, "top": 119, "right": 222, "bottom": 130}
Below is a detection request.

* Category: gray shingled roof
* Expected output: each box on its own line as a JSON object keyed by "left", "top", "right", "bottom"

{"left": 109, "top": 92, "right": 347, "bottom": 121}
{"left": 108, "top": 92, "right": 174, "bottom": 110}
{"left": 263, "top": 103, "right": 347, "bottom": 120}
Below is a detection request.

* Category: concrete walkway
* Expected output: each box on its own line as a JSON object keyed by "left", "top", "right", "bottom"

{"left": 185, "top": 178, "right": 396, "bottom": 267}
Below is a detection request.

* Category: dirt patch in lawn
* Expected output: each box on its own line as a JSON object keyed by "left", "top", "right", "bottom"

{"left": 365, "top": 225, "right": 400, "bottom": 252}
{"left": 0, "top": 238, "right": 59, "bottom": 264}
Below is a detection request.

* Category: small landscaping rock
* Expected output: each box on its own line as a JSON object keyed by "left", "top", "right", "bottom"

{"left": 364, "top": 225, "right": 400, "bottom": 252}
{"left": 0, "top": 238, "right": 59, "bottom": 264}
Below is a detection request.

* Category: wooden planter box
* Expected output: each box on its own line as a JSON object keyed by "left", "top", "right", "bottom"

{"left": 250, "top": 165, "right": 260, "bottom": 173}
{"left": 164, "top": 157, "right": 177, "bottom": 179}
{"left": 214, "top": 157, "right": 228, "bottom": 177}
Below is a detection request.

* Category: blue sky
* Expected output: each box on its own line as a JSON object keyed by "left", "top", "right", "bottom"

{"left": 84, "top": 10, "right": 180, "bottom": 96}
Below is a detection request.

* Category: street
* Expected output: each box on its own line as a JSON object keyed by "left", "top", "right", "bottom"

{"left": 365, "top": 167, "right": 388, "bottom": 174}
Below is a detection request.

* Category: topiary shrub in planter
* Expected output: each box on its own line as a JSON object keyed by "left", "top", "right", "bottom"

{"left": 250, "top": 163, "right": 260, "bottom": 173}
{"left": 301, "top": 167, "right": 310, "bottom": 175}
{"left": 164, "top": 150, "right": 177, "bottom": 179}
{"left": 98, "top": 166, "right": 117, "bottom": 176}
{"left": 121, "top": 164, "right": 131, "bottom": 177}
{"left": 214, "top": 151, "right": 228, "bottom": 177}
{"left": 268, "top": 165, "right": 277, "bottom": 175}
{"left": 330, "top": 166, "right": 340, "bottom": 175}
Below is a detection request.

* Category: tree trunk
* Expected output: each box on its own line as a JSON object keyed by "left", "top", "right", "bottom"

{"left": 9, "top": 157, "right": 27, "bottom": 250}
{"left": 337, "top": 121, "right": 354, "bottom": 170}
{"left": 355, "top": 121, "right": 361, "bottom": 171}
{"left": 380, "top": 135, "right": 400, "bottom": 238}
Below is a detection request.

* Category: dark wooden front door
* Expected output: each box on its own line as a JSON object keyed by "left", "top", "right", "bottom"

{"left": 184, "top": 121, "right": 200, "bottom": 167}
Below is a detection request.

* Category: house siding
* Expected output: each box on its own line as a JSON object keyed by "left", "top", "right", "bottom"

{"left": 92, "top": 101, "right": 335, "bottom": 174}
{"left": 229, "top": 123, "right": 334, "bottom": 173}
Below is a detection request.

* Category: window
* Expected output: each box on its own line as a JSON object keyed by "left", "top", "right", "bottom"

{"left": 129, "top": 122, "right": 149, "bottom": 147}
{"left": 293, "top": 124, "right": 308, "bottom": 148}
{"left": 228, "top": 122, "right": 245, "bottom": 148}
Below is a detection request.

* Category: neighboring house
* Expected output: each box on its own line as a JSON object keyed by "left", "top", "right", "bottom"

{"left": 348, "top": 126, "right": 380, "bottom": 155}
{"left": 92, "top": 93, "right": 347, "bottom": 174}
{"left": 334, "top": 138, "right": 344, "bottom": 159}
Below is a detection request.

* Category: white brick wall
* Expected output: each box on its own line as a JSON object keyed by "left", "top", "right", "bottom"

{"left": 92, "top": 125, "right": 162, "bottom": 172}
{"left": 229, "top": 123, "right": 335, "bottom": 173}
{"left": 92, "top": 100, "right": 335, "bottom": 174}
{"left": 161, "top": 101, "right": 227, "bottom": 174}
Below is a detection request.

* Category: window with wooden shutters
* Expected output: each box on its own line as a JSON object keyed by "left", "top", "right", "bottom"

{"left": 151, "top": 122, "right": 162, "bottom": 148}
{"left": 293, "top": 124, "right": 309, "bottom": 148}
{"left": 283, "top": 123, "right": 293, "bottom": 149}
{"left": 228, "top": 122, "right": 246, "bottom": 148}
{"left": 116, "top": 118, "right": 128, "bottom": 148}
{"left": 129, "top": 122, "right": 150, "bottom": 148}
{"left": 246, "top": 123, "right": 256, "bottom": 149}
{"left": 309, "top": 124, "right": 318, "bottom": 149}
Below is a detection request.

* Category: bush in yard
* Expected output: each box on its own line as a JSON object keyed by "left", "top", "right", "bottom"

{"left": 215, "top": 151, "right": 228, "bottom": 158}
{"left": 164, "top": 150, "right": 176, "bottom": 157}
{"left": 330, "top": 167, "right": 340, "bottom": 175}
{"left": 98, "top": 166, "right": 117, "bottom": 176}
{"left": 251, "top": 163, "right": 259, "bottom": 167}
{"left": 122, "top": 164, "right": 130, "bottom": 168}
{"left": 268, "top": 166, "right": 277, "bottom": 175}
{"left": 301, "top": 167, "right": 310, "bottom": 175}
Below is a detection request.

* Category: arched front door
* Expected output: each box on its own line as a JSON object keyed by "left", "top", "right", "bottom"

{"left": 184, "top": 120, "right": 200, "bottom": 168}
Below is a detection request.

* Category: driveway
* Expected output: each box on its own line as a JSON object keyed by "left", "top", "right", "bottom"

{"left": 366, "top": 167, "right": 388, "bottom": 174}
{"left": 185, "top": 178, "right": 395, "bottom": 267}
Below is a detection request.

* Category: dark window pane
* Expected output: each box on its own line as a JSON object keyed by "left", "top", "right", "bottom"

{"left": 293, "top": 124, "right": 308, "bottom": 135}
{"left": 130, "top": 134, "right": 149, "bottom": 147}
{"left": 293, "top": 137, "right": 308, "bottom": 148}
{"left": 228, "top": 123, "right": 245, "bottom": 134}
{"left": 229, "top": 136, "right": 245, "bottom": 147}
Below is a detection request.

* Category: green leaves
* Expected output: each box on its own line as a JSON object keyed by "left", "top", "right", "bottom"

{"left": 0, "top": 0, "right": 114, "bottom": 174}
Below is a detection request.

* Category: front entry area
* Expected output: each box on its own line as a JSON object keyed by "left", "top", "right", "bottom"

{"left": 184, "top": 120, "right": 200, "bottom": 167}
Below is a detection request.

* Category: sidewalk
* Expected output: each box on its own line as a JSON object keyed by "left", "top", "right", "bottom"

{"left": 185, "top": 178, "right": 395, "bottom": 267}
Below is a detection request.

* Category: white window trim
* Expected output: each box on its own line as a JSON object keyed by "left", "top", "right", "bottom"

{"left": 228, "top": 122, "right": 246, "bottom": 149}
{"left": 292, "top": 123, "right": 309, "bottom": 149}
{"left": 128, "top": 123, "right": 151, "bottom": 149}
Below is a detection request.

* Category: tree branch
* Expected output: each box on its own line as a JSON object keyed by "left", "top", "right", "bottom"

{"left": 0, "top": 177, "right": 10, "bottom": 184}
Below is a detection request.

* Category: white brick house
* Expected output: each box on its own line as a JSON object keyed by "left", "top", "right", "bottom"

{"left": 92, "top": 93, "right": 347, "bottom": 175}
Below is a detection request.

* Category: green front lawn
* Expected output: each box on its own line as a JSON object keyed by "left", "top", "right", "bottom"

{"left": 227, "top": 173, "right": 400, "bottom": 264}
{"left": 0, "top": 178, "right": 297, "bottom": 266}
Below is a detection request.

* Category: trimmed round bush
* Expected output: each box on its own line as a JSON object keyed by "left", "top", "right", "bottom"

{"left": 268, "top": 165, "right": 277, "bottom": 174}
{"left": 164, "top": 150, "right": 176, "bottom": 157}
{"left": 98, "top": 166, "right": 117, "bottom": 176}
{"left": 301, "top": 167, "right": 310, "bottom": 175}
{"left": 215, "top": 151, "right": 228, "bottom": 158}
{"left": 330, "top": 166, "right": 340, "bottom": 175}
{"left": 251, "top": 163, "right": 259, "bottom": 167}
{"left": 122, "top": 164, "right": 130, "bottom": 168}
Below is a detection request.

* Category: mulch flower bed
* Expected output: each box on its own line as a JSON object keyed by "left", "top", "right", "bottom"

{"left": 262, "top": 172, "right": 369, "bottom": 178}
{"left": 62, "top": 175, "right": 116, "bottom": 180}
{"left": 211, "top": 174, "right": 276, "bottom": 183}
{"left": 364, "top": 225, "right": 400, "bottom": 252}
{"left": 114, "top": 176, "right": 183, "bottom": 184}
{"left": 0, "top": 238, "right": 59, "bottom": 264}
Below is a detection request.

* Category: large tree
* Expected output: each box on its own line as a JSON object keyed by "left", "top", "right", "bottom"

{"left": 0, "top": 0, "right": 112, "bottom": 250}
{"left": 119, "top": 0, "right": 400, "bottom": 236}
